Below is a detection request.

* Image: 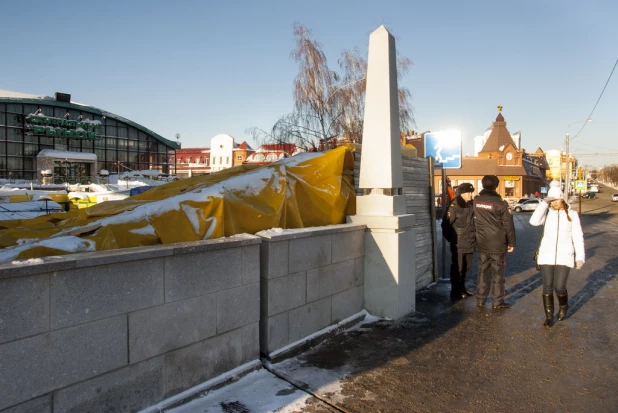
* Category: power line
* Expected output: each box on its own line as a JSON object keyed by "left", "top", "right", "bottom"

{"left": 572, "top": 153, "right": 618, "bottom": 156}
{"left": 572, "top": 142, "right": 618, "bottom": 151}
{"left": 574, "top": 57, "right": 618, "bottom": 138}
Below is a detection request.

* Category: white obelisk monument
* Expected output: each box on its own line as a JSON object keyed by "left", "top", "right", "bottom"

{"left": 348, "top": 26, "right": 416, "bottom": 318}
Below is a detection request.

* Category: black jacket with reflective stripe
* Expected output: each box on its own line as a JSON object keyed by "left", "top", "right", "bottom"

{"left": 473, "top": 189, "right": 516, "bottom": 253}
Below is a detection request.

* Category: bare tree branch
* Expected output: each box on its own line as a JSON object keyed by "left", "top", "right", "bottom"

{"left": 250, "top": 23, "right": 416, "bottom": 152}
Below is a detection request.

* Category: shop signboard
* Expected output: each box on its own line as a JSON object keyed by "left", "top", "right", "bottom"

{"left": 25, "top": 114, "right": 103, "bottom": 140}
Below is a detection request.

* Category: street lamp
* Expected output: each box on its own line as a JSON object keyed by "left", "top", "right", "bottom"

{"left": 564, "top": 118, "right": 592, "bottom": 200}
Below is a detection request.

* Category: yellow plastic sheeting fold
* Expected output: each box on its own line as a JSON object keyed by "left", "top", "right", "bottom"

{"left": 0, "top": 146, "right": 356, "bottom": 263}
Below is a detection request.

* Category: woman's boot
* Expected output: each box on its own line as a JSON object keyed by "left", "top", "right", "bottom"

{"left": 543, "top": 294, "right": 554, "bottom": 327}
{"left": 557, "top": 293, "right": 568, "bottom": 321}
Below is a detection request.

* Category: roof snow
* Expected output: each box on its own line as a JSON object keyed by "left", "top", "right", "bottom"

{"left": 37, "top": 149, "right": 97, "bottom": 161}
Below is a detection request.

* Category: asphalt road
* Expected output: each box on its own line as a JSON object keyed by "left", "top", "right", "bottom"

{"left": 289, "top": 183, "right": 618, "bottom": 413}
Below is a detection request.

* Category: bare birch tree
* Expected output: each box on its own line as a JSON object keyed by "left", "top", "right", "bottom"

{"left": 247, "top": 23, "right": 415, "bottom": 151}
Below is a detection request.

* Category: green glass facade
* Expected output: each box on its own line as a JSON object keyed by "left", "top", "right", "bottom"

{"left": 0, "top": 97, "right": 179, "bottom": 181}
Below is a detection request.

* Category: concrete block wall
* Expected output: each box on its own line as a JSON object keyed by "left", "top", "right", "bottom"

{"left": 258, "top": 224, "right": 366, "bottom": 356}
{"left": 354, "top": 151, "right": 434, "bottom": 289}
{"left": 0, "top": 235, "right": 261, "bottom": 413}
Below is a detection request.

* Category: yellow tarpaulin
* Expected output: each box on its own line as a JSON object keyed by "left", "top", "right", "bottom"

{"left": 0, "top": 146, "right": 356, "bottom": 262}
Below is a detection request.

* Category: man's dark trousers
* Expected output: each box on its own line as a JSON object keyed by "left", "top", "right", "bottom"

{"left": 450, "top": 243, "right": 473, "bottom": 295}
{"left": 476, "top": 251, "right": 506, "bottom": 304}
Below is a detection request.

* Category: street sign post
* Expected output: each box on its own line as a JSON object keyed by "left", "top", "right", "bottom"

{"left": 574, "top": 180, "right": 587, "bottom": 192}
{"left": 574, "top": 180, "right": 587, "bottom": 214}
{"left": 424, "top": 130, "right": 462, "bottom": 169}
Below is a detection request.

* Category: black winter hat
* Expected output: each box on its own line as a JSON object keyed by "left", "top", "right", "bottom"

{"left": 481, "top": 175, "right": 500, "bottom": 190}
{"left": 458, "top": 183, "right": 475, "bottom": 194}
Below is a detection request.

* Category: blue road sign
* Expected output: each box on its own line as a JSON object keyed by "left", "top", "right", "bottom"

{"left": 540, "top": 187, "right": 548, "bottom": 194}
{"left": 574, "top": 180, "right": 586, "bottom": 191}
{"left": 424, "top": 130, "right": 462, "bottom": 169}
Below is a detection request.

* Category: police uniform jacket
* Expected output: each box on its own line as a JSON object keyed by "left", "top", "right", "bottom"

{"left": 473, "top": 189, "right": 516, "bottom": 254}
{"left": 447, "top": 195, "right": 476, "bottom": 254}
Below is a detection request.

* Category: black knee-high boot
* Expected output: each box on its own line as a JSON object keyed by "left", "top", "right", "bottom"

{"left": 557, "top": 293, "right": 568, "bottom": 321}
{"left": 543, "top": 294, "right": 554, "bottom": 327}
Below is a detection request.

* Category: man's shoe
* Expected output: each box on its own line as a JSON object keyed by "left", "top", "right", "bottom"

{"left": 493, "top": 302, "right": 511, "bottom": 309}
{"left": 450, "top": 291, "right": 465, "bottom": 301}
{"left": 476, "top": 301, "right": 485, "bottom": 311}
{"left": 464, "top": 288, "right": 475, "bottom": 296}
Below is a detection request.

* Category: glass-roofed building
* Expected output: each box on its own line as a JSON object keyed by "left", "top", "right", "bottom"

{"left": 0, "top": 90, "right": 180, "bottom": 182}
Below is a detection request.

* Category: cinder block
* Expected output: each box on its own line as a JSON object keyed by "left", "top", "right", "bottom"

{"left": 266, "top": 272, "right": 306, "bottom": 316}
{"left": 129, "top": 294, "right": 217, "bottom": 363}
{"left": 288, "top": 297, "right": 332, "bottom": 343}
{"left": 332, "top": 230, "right": 365, "bottom": 263}
{"left": 53, "top": 357, "right": 164, "bottom": 413}
{"left": 354, "top": 256, "right": 364, "bottom": 287}
{"left": 165, "top": 248, "right": 241, "bottom": 302}
{"left": 262, "top": 312, "right": 288, "bottom": 354}
{"left": 216, "top": 283, "right": 259, "bottom": 334}
{"left": 0, "top": 316, "right": 127, "bottom": 411}
{"left": 1, "top": 395, "right": 51, "bottom": 413}
{"left": 241, "top": 322, "right": 259, "bottom": 364}
{"left": 288, "top": 235, "right": 332, "bottom": 273}
{"left": 241, "top": 245, "right": 260, "bottom": 285}
{"left": 332, "top": 286, "right": 364, "bottom": 323}
{"left": 259, "top": 240, "right": 288, "bottom": 279}
{"left": 164, "top": 329, "right": 242, "bottom": 398}
{"left": 50, "top": 260, "right": 164, "bottom": 329}
{"left": 0, "top": 275, "right": 49, "bottom": 344}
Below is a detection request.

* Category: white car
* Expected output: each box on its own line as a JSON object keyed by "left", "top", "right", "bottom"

{"left": 612, "top": 194, "right": 618, "bottom": 202}
{"left": 512, "top": 198, "right": 540, "bottom": 212}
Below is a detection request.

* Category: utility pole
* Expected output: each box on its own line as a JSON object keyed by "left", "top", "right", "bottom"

{"left": 564, "top": 133, "right": 570, "bottom": 201}
{"left": 564, "top": 118, "right": 591, "bottom": 201}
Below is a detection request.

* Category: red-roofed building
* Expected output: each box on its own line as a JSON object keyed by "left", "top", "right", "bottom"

{"left": 174, "top": 136, "right": 255, "bottom": 178}
{"left": 233, "top": 141, "right": 254, "bottom": 166}
{"left": 432, "top": 111, "right": 548, "bottom": 202}
{"left": 174, "top": 147, "right": 211, "bottom": 177}
{"left": 244, "top": 143, "right": 300, "bottom": 164}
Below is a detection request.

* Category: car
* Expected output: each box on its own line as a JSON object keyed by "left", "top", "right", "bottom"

{"left": 512, "top": 198, "right": 540, "bottom": 212}
{"left": 612, "top": 194, "right": 618, "bottom": 202}
{"left": 582, "top": 192, "right": 596, "bottom": 199}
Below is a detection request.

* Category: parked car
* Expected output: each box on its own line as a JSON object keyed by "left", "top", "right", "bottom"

{"left": 512, "top": 198, "right": 540, "bottom": 212}
{"left": 582, "top": 192, "right": 596, "bottom": 199}
{"left": 612, "top": 193, "right": 618, "bottom": 202}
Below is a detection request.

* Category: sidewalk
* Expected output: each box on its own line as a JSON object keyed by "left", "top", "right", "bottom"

{"left": 156, "top": 210, "right": 618, "bottom": 413}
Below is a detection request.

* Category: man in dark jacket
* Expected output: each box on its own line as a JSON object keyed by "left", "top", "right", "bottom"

{"left": 445, "top": 182, "right": 476, "bottom": 300}
{"left": 473, "top": 175, "right": 516, "bottom": 310}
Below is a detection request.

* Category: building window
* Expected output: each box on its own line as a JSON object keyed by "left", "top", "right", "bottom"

{"left": 219, "top": 156, "right": 222, "bottom": 165}
{"left": 236, "top": 155, "right": 243, "bottom": 161}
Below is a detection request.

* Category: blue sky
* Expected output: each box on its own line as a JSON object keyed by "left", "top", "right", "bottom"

{"left": 2, "top": 0, "right": 617, "bottom": 168}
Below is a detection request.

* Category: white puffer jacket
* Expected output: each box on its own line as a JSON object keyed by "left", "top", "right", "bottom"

{"left": 529, "top": 201, "right": 585, "bottom": 268}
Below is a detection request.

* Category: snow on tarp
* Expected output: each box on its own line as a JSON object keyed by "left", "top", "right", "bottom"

{"left": 0, "top": 146, "right": 356, "bottom": 263}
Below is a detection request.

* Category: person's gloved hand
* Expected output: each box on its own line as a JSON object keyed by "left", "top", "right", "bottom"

{"left": 576, "top": 260, "right": 584, "bottom": 270}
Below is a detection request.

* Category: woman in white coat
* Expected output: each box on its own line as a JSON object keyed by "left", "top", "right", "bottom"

{"left": 530, "top": 181, "right": 585, "bottom": 327}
